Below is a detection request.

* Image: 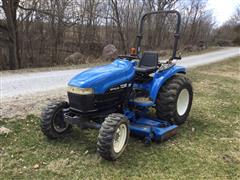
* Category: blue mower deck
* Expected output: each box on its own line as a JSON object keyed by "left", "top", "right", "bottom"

{"left": 129, "top": 117, "right": 178, "bottom": 143}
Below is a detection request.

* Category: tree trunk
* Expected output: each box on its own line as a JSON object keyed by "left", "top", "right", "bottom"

{"left": 8, "top": 28, "right": 20, "bottom": 69}
{"left": 111, "top": 0, "right": 126, "bottom": 53}
{"left": 2, "top": 0, "right": 21, "bottom": 70}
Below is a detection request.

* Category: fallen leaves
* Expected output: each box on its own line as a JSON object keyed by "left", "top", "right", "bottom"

{"left": 192, "top": 127, "right": 196, "bottom": 132}
{"left": 42, "top": 162, "right": 48, "bottom": 165}
{"left": 47, "top": 158, "right": 70, "bottom": 173}
{"left": 0, "top": 127, "right": 12, "bottom": 135}
{"left": 84, "top": 150, "right": 88, "bottom": 155}
{"left": 33, "top": 164, "right": 40, "bottom": 169}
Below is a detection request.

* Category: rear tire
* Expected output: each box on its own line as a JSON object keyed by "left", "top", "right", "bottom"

{"left": 41, "top": 101, "right": 72, "bottom": 139}
{"left": 97, "top": 113, "right": 129, "bottom": 161}
{"left": 156, "top": 74, "right": 193, "bottom": 125}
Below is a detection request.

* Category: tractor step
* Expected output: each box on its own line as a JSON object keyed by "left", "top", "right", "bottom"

{"left": 132, "top": 97, "right": 154, "bottom": 107}
{"left": 129, "top": 117, "right": 177, "bottom": 143}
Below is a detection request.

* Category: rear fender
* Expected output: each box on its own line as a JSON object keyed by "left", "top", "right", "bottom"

{"left": 150, "top": 65, "right": 186, "bottom": 102}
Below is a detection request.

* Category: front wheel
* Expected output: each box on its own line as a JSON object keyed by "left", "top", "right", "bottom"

{"left": 97, "top": 113, "right": 129, "bottom": 161}
{"left": 156, "top": 74, "right": 193, "bottom": 125}
{"left": 41, "top": 101, "right": 72, "bottom": 139}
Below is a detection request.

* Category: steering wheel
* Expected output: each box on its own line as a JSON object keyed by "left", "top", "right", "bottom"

{"left": 118, "top": 55, "right": 139, "bottom": 60}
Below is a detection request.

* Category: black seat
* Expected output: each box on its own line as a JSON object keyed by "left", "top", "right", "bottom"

{"left": 135, "top": 52, "right": 158, "bottom": 74}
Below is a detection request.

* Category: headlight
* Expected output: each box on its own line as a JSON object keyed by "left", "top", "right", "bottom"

{"left": 67, "top": 86, "right": 94, "bottom": 95}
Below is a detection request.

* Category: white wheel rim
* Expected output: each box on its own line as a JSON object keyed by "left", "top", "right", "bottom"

{"left": 177, "top": 89, "right": 190, "bottom": 116}
{"left": 113, "top": 124, "right": 127, "bottom": 153}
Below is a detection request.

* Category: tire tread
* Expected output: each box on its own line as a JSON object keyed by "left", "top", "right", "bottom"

{"left": 97, "top": 113, "right": 129, "bottom": 161}
{"left": 156, "top": 74, "right": 193, "bottom": 125}
{"left": 41, "top": 101, "right": 72, "bottom": 139}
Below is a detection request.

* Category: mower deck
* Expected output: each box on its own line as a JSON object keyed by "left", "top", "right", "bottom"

{"left": 129, "top": 117, "right": 178, "bottom": 143}
{"left": 64, "top": 111, "right": 177, "bottom": 144}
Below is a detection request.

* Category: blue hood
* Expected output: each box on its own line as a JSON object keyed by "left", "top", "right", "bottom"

{"left": 68, "top": 59, "right": 135, "bottom": 94}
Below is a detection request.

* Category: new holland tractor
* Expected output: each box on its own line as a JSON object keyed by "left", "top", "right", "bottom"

{"left": 41, "top": 10, "right": 193, "bottom": 161}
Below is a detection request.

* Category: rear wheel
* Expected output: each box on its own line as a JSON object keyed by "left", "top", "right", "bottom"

{"left": 97, "top": 113, "right": 129, "bottom": 161}
{"left": 156, "top": 74, "right": 193, "bottom": 125}
{"left": 41, "top": 101, "right": 72, "bottom": 139}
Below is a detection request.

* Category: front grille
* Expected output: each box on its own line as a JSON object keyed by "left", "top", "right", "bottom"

{"left": 68, "top": 92, "right": 95, "bottom": 112}
{"left": 68, "top": 86, "right": 130, "bottom": 114}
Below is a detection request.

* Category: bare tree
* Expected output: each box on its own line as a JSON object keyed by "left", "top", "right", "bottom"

{"left": 1, "top": 0, "right": 21, "bottom": 69}
{"left": 0, "top": 0, "right": 219, "bottom": 70}
{"left": 110, "top": 0, "right": 127, "bottom": 53}
{"left": 215, "top": 6, "right": 240, "bottom": 46}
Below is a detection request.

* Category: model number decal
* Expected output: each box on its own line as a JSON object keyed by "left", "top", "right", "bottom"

{"left": 110, "top": 83, "right": 128, "bottom": 91}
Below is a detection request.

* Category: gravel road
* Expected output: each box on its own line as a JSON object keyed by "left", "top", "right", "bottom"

{"left": 1, "top": 47, "right": 239, "bottom": 99}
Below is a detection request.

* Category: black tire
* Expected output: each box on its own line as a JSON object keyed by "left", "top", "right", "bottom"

{"left": 97, "top": 113, "right": 129, "bottom": 161}
{"left": 156, "top": 74, "right": 193, "bottom": 125}
{"left": 41, "top": 101, "right": 72, "bottom": 139}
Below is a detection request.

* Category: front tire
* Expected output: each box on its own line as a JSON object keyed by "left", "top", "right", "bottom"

{"left": 97, "top": 113, "right": 129, "bottom": 161}
{"left": 156, "top": 74, "right": 193, "bottom": 125}
{"left": 41, "top": 101, "right": 72, "bottom": 139}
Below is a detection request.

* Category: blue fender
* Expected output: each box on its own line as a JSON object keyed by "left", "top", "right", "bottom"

{"left": 150, "top": 65, "right": 186, "bottom": 101}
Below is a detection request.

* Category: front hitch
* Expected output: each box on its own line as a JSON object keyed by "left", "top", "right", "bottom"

{"left": 64, "top": 112, "right": 101, "bottom": 129}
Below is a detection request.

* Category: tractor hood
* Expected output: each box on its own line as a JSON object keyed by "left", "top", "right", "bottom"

{"left": 68, "top": 59, "right": 135, "bottom": 94}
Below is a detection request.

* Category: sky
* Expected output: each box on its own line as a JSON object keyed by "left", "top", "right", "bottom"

{"left": 207, "top": 0, "right": 240, "bottom": 25}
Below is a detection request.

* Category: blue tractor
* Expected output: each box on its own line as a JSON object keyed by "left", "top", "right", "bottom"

{"left": 41, "top": 10, "right": 193, "bottom": 161}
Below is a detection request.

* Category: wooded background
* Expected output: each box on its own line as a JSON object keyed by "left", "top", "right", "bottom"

{"left": 0, "top": 0, "right": 239, "bottom": 70}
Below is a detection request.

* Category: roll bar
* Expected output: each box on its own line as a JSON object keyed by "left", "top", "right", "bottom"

{"left": 136, "top": 10, "right": 181, "bottom": 60}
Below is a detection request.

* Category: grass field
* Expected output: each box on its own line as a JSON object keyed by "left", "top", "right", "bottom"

{"left": 1, "top": 57, "right": 240, "bottom": 179}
